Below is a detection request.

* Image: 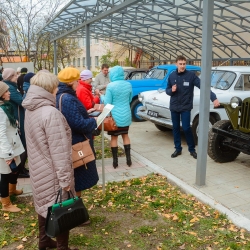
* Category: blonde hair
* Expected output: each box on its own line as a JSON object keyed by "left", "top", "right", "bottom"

{"left": 30, "top": 72, "right": 59, "bottom": 94}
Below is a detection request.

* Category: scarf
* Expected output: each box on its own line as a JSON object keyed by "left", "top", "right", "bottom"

{"left": 0, "top": 100, "right": 16, "bottom": 127}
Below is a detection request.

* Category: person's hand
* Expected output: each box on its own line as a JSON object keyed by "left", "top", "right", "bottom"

{"left": 5, "top": 158, "right": 13, "bottom": 165}
{"left": 172, "top": 84, "right": 177, "bottom": 92}
{"left": 94, "top": 89, "right": 100, "bottom": 96}
{"left": 63, "top": 185, "right": 70, "bottom": 191}
{"left": 87, "top": 108, "right": 96, "bottom": 113}
{"left": 213, "top": 99, "right": 220, "bottom": 108}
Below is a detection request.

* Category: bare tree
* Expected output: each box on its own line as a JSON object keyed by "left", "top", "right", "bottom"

{"left": 0, "top": 0, "right": 78, "bottom": 70}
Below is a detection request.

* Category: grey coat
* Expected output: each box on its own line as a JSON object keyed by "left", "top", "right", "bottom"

{"left": 22, "top": 85, "right": 75, "bottom": 218}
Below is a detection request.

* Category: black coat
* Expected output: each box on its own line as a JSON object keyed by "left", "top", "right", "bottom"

{"left": 166, "top": 69, "right": 217, "bottom": 112}
{"left": 56, "top": 83, "right": 99, "bottom": 192}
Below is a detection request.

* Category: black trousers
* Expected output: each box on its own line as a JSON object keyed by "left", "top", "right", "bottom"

{"left": 0, "top": 172, "right": 19, "bottom": 198}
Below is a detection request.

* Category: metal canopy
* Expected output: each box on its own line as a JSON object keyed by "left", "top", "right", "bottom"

{"left": 40, "top": 0, "right": 250, "bottom": 61}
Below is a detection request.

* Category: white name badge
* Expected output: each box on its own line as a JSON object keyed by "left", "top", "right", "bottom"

{"left": 183, "top": 82, "right": 189, "bottom": 86}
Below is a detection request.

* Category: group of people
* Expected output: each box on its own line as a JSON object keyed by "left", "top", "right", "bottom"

{"left": 0, "top": 64, "right": 133, "bottom": 249}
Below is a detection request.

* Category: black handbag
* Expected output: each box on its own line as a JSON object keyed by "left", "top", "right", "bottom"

{"left": 45, "top": 189, "right": 89, "bottom": 238}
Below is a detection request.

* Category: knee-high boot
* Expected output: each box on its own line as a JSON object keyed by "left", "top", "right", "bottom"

{"left": 111, "top": 147, "right": 118, "bottom": 169}
{"left": 124, "top": 144, "right": 132, "bottom": 167}
{"left": 38, "top": 214, "right": 57, "bottom": 250}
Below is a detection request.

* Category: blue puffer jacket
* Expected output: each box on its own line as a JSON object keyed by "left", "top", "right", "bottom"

{"left": 102, "top": 66, "right": 132, "bottom": 127}
{"left": 56, "top": 83, "right": 99, "bottom": 191}
{"left": 22, "top": 82, "right": 30, "bottom": 99}
{"left": 166, "top": 69, "right": 217, "bottom": 112}
{"left": 4, "top": 80, "right": 26, "bottom": 148}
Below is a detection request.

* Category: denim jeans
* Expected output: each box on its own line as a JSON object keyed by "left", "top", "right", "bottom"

{"left": 171, "top": 111, "right": 195, "bottom": 153}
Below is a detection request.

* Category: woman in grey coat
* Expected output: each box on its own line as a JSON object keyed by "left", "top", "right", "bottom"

{"left": 22, "top": 72, "right": 77, "bottom": 250}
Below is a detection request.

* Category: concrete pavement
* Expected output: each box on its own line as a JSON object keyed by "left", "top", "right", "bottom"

{"left": 18, "top": 121, "right": 250, "bottom": 231}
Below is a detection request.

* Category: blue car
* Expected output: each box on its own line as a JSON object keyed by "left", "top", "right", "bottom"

{"left": 127, "top": 64, "right": 201, "bottom": 121}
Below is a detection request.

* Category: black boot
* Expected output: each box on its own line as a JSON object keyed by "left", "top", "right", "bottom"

{"left": 124, "top": 144, "right": 132, "bottom": 167}
{"left": 38, "top": 214, "right": 57, "bottom": 250}
{"left": 111, "top": 147, "right": 118, "bottom": 169}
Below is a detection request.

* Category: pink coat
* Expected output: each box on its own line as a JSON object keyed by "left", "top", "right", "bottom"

{"left": 22, "top": 85, "right": 75, "bottom": 218}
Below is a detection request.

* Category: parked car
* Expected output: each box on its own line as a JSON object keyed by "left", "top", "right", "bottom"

{"left": 137, "top": 66, "right": 250, "bottom": 144}
{"left": 208, "top": 96, "right": 250, "bottom": 163}
{"left": 127, "top": 64, "right": 201, "bottom": 121}
{"left": 124, "top": 68, "right": 148, "bottom": 80}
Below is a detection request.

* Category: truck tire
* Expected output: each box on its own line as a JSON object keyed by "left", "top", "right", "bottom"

{"left": 154, "top": 124, "right": 171, "bottom": 132}
{"left": 208, "top": 120, "right": 240, "bottom": 163}
{"left": 192, "top": 115, "right": 217, "bottom": 145}
{"left": 131, "top": 99, "right": 145, "bottom": 122}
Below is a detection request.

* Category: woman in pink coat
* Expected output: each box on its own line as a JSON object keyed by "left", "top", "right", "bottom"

{"left": 22, "top": 72, "right": 77, "bottom": 250}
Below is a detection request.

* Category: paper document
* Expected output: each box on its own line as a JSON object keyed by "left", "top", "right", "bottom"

{"left": 96, "top": 104, "right": 114, "bottom": 127}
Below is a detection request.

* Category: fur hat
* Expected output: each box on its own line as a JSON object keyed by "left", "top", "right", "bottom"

{"left": 58, "top": 67, "right": 80, "bottom": 83}
{"left": 24, "top": 72, "right": 35, "bottom": 83}
{"left": 2, "top": 68, "right": 16, "bottom": 81}
{"left": 0, "top": 81, "right": 9, "bottom": 97}
{"left": 80, "top": 70, "right": 93, "bottom": 80}
{"left": 21, "top": 68, "right": 28, "bottom": 74}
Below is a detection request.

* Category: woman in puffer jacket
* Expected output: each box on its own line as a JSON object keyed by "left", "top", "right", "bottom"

{"left": 101, "top": 66, "right": 133, "bottom": 169}
{"left": 22, "top": 72, "right": 77, "bottom": 250}
{"left": 0, "top": 81, "right": 24, "bottom": 213}
{"left": 56, "top": 67, "right": 99, "bottom": 199}
{"left": 76, "top": 70, "right": 100, "bottom": 111}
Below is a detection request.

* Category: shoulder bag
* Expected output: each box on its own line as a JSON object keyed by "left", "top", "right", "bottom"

{"left": 45, "top": 188, "right": 89, "bottom": 237}
{"left": 98, "top": 114, "right": 118, "bottom": 131}
{"left": 59, "top": 94, "right": 95, "bottom": 169}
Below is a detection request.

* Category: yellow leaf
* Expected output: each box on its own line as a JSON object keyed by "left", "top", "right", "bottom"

{"left": 240, "top": 234, "right": 245, "bottom": 239}
{"left": 163, "top": 214, "right": 171, "bottom": 219}
{"left": 3, "top": 213, "right": 9, "bottom": 217}
{"left": 127, "top": 244, "right": 131, "bottom": 248}
{"left": 172, "top": 215, "right": 178, "bottom": 221}
{"left": 22, "top": 237, "right": 27, "bottom": 242}
{"left": 129, "top": 230, "right": 133, "bottom": 234}
{"left": 188, "top": 232, "right": 197, "bottom": 236}
{"left": 31, "top": 223, "right": 36, "bottom": 227}
{"left": 190, "top": 217, "right": 199, "bottom": 223}
{"left": 16, "top": 245, "right": 24, "bottom": 249}
{"left": 105, "top": 232, "right": 108, "bottom": 235}
{"left": 2, "top": 241, "right": 7, "bottom": 246}
{"left": 4, "top": 216, "right": 9, "bottom": 220}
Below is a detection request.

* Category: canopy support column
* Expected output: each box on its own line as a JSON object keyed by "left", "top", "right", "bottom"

{"left": 85, "top": 24, "right": 91, "bottom": 69}
{"left": 53, "top": 40, "right": 58, "bottom": 75}
{"left": 195, "top": 0, "right": 214, "bottom": 186}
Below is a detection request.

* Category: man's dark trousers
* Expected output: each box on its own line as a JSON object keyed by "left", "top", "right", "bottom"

{"left": 171, "top": 111, "right": 195, "bottom": 153}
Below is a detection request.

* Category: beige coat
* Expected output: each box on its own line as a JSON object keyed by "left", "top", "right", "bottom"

{"left": 22, "top": 85, "right": 75, "bottom": 218}
{"left": 0, "top": 108, "right": 24, "bottom": 174}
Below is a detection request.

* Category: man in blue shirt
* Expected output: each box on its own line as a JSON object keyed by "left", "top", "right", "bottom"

{"left": 166, "top": 55, "right": 220, "bottom": 159}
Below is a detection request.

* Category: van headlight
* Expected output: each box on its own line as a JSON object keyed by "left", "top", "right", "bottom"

{"left": 138, "top": 93, "right": 144, "bottom": 102}
{"left": 230, "top": 96, "right": 242, "bottom": 108}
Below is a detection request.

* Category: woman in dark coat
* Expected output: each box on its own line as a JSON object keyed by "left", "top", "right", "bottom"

{"left": 56, "top": 67, "right": 99, "bottom": 198}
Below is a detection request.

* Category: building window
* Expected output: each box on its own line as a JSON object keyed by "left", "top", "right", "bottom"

{"left": 83, "top": 57, "right": 85, "bottom": 66}
{"left": 73, "top": 58, "right": 76, "bottom": 67}
{"left": 95, "top": 56, "right": 99, "bottom": 67}
{"left": 77, "top": 58, "right": 80, "bottom": 67}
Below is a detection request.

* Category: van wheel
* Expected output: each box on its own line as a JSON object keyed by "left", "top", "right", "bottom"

{"left": 131, "top": 99, "right": 145, "bottom": 122}
{"left": 192, "top": 115, "right": 217, "bottom": 145}
{"left": 208, "top": 120, "right": 240, "bottom": 162}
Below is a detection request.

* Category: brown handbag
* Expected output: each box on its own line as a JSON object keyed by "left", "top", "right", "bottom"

{"left": 98, "top": 115, "right": 118, "bottom": 131}
{"left": 71, "top": 136, "right": 95, "bottom": 169}
{"left": 59, "top": 94, "right": 95, "bottom": 169}
{"left": 94, "top": 104, "right": 104, "bottom": 111}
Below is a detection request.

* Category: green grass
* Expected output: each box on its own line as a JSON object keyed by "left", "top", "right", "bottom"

{"left": 1, "top": 174, "right": 250, "bottom": 249}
